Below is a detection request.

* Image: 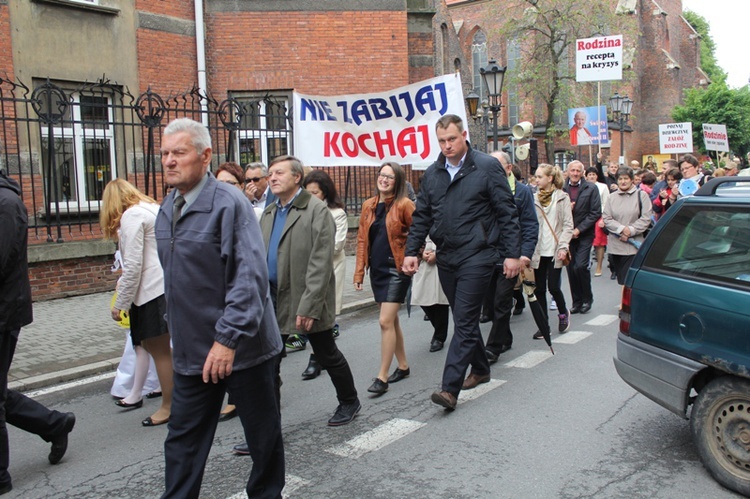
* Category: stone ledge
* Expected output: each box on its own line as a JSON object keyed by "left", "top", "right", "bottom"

{"left": 28, "top": 239, "right": 116, "bottom": 264}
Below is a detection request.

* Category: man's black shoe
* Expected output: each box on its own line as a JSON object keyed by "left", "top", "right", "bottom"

{"left": 579, "top": 302, "right": 592, "bottom": 314}
{"left": 486, "top": 350, "right": 499, "bottom": 364}
{"left": 479, "top": 314, "right": 492, "bottom": 324}
{"left": 569, "top": 305, "right": 581, "bottom": 314}
{"left": 0, "top": 482, "right": 11, "bottom": 495}
{"left": 328, "top": 400, "right": 361, "bottom": 426}
{"left": 512, "top": 307, "right": 524, "bottom": 316}
{"left": 429, "top": 339, "right": 444, "bottom": 352}
{"left": 232, "top": 443, "right": 250, "bottom": 456}
{"left": 48, "top": 412, "right": 75, "bottom": 465}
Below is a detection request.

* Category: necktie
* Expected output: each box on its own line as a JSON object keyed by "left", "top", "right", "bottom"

{"left": 172, "top": 195, "right": 185, "bottom": 234}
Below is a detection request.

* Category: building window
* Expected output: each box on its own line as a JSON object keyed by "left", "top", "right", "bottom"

{"left": 441, "top": 24, "right": 450, "bottom": 74}
{"left": 507, "top": 38, "right": 521, "bottom": 126}
{"left": 233, "top": 93, "right": 292, "bottom": 166}
{"left": 471, "top": 31, "right": 488, "bottom": 102}
{"left": 40, "top": 92, "right": 115, "bottom": 212}
{"left": 554, "top": 151, "right": 576, "bottom": 170}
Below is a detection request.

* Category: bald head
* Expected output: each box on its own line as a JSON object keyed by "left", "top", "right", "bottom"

{"left": 491, "top": 151, "right": 512, "bottom": 175}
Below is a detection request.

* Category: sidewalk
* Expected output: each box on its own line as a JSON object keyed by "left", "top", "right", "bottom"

{"left": 10, "top": 255, "right": 374, "bottom": 392}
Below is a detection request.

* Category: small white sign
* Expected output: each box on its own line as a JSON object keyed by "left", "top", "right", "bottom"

{"left": 576, "top": 35, "right": 623, "bottom": 82}
{"left": 702, "top": 123, "right": 729, "bottom": 152}
{"left": 659, "top": 122, "right": 693, "bottom": 154}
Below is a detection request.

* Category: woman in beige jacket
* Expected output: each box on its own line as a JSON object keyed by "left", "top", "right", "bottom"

{"left": 530, "top": 164, "right": 574, "bottom": 338}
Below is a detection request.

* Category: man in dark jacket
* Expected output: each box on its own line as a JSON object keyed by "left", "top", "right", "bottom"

{"left": 155, "top": 118, "right": 284, "bottom": 498}
{"left": 485, "top": 151, "right": 538, "bottom": 362}
{"left": 403, "top": 114, "right": 521, "bottom": 410}
{"left": 563, "top": 160, "right": 601, "bottom": 314}
{"left": 0, "top": 170, "right": 75, "bottom": 495}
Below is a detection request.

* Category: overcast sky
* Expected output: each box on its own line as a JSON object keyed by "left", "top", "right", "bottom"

{"left": 681, "top": 0, "right": 749, "bottom": 88}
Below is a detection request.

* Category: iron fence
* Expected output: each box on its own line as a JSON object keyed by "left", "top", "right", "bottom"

{"left": 0, "top": 77, "right": 422, "bottom": 244}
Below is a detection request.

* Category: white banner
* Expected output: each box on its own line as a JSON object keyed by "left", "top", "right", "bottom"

{"left": 659, "top": 122, "right": 693, "bottom": 154}
{"left": 575, "top": 35, "right": 623, "bottom": 82}
{"left": 292, "top": 74, "right": 468, "bottom": 167}
{"left": 702, "top": 123, "right": 729, "bottom": 152}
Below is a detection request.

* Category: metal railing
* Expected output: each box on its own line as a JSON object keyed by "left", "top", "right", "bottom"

{"left": 0, "top": 76, "right": 423, "bottom": 244}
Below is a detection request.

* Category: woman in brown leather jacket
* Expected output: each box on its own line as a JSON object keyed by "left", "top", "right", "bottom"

{"left": 354, "top": 162, "right": 415, "bottom": 396}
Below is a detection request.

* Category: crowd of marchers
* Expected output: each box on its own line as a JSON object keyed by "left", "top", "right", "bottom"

{"left": 1, "top": 112, "right": 727, "bottom": 498}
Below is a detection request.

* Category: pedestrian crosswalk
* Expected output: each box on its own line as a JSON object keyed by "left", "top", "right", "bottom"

{"left": 224, "top": 312, "right": 616, "bottom": 499}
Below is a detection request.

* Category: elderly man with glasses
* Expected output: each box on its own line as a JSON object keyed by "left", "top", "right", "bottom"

{"left": 244, "top": 161, "right": 276, "bottom": 208}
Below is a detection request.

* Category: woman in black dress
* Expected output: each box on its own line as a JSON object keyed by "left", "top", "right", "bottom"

{"left": 354, "top": 162, "right": 415, "bottom": 395}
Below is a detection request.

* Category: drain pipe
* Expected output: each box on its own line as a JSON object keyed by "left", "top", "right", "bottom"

{"left": 194, "top": 0, "right": 208, "bottom": 125}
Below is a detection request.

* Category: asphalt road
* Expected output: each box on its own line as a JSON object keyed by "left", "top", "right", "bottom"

{"left": 6, "top": 275, "right": 743, "bottom": 498}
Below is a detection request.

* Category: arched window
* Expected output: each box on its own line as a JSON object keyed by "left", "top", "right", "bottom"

{"left": 507, "top": 38, "right": 521, "bottom": 126}
{"left": 440, "top": 24, "right": 450, "bottom": 74}
{"left": 471, "top": 30, "right": 488, "bottom": 101}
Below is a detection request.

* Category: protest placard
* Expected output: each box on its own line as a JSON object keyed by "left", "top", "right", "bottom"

{"left": 702, "top": 123, "right": 729, "bottom": 152}
{"left": 575, "top": 35, "right": 623, "bottom": 82}
{"left": 293, "top": 73, "right": 467, "bottom": 166}
{"left": 658, "top": 122, "right": 693, "bottom": 154}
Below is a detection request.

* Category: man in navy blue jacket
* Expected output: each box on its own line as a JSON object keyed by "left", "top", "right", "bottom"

{"left": 155, "top": 118, "right": 284, "bottom": 498}
{"left": 403, "top": 114, "right": 521, "bottom": 410}
{"left": 484, "top": 152, "right": 538, "bottom": 362}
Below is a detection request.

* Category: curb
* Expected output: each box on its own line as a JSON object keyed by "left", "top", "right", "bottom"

{"left": 15, "top": 299, "right": 377, "bottom": 394}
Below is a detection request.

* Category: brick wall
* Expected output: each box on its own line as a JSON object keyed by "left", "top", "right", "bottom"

{"left": 205, "top": 11, "right": 410, "bottom": 96}
{"left": 29, "top": 256, "right": 117, "bottom": 301}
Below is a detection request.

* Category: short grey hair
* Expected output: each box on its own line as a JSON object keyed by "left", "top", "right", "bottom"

{"left": 491, "top": 151, "right": 511, "bottom": 168}
{"left": 244, "top": 161, "right": 268, "bottom": 176}
{"left": 163, "top": 118, "right": 212, "bottom": 152}
{"left": 269, "top": 154, "right": 305, "bottom": 186}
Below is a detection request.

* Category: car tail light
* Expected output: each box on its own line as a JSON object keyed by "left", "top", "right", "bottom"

{"left": 620, "top": 286, "right": 631, "bottom": 336}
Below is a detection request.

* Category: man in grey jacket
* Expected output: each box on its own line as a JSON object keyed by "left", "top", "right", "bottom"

{"left": 155, "top": 118, "right": 284, "bottom": 498}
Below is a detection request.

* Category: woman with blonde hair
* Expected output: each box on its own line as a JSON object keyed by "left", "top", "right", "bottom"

{"left": 354, "top": 162, "right": 415, "bottom": 395}
{"left": 530, "top": 164, "right": 574, "bottom": 339}
{"left": 101, "top": 179, "right": 172, "bottom": 427}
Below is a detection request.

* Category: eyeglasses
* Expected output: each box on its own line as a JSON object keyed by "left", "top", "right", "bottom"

{"left": 378, "top": 173, "right": 396, "bottom": 181}
{"left": 220, "top": 180, "right": 240, "bottom": 186}
{"left": 245, "top": 177, "right": 264, "bottom": 183}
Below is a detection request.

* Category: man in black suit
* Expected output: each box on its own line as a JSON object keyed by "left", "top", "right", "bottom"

{"left": 563, "top": 160, "right": 601, "bottom": 314}
{"left": 0, "top": 169, "right": 76, "bottom": 495}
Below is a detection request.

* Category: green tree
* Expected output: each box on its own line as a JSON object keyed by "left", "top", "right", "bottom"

{"left": 683, "top": 10, "right": 727, "bottom": 84}
{"left": 493, "top": 0, "right": 638, "bottom": 161}
{"left": 672, "top": 83, "right": 750, "bottom": 163}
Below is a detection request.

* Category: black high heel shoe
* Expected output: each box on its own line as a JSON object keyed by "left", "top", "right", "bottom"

{"left": 115, "top": 398, "right": 143, "bottom": 409}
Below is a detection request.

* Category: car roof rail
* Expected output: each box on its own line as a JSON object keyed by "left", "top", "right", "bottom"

{"left": 695, "top": 176, "right": 750, "bottom": 196}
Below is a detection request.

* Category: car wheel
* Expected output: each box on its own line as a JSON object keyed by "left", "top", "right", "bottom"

{"left": 690, "top": 376, "right": 750, "bottom": 496}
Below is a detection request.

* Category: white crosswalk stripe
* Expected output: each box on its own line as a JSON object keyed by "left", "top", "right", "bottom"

{"left": 458, "top": 378, "right": 506, "bottom": 404}
{"left": 226, "top": 474, "right": 309, "bottom": 499}
{"left": 503, "top": 350, "right": 553, "bottom": 368}
{"left": 326, "top": 418, "right": 426, "bottom": 459}
{"left": 553, "top": 331, "right": 593, "bottom": 344}
{"left": 584, "top": 314, "right": 618, "bottom": 326}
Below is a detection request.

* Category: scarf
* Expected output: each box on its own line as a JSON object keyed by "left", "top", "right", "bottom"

{"left": 537, "top": 186, "right": 555, "bottom": 207}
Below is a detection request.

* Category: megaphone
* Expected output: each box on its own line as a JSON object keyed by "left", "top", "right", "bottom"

{"left": 512, "top": 121, "right": 533, "bottom": 140}
{"left": 515, "top": 144, "right": 530, "bottom": 161}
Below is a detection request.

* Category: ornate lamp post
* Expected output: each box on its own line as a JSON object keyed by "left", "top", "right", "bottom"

{"left": 609, "top": 92, "right": 634, "bottom": 165}
{"left": 464, "top": 91, "right": 490, "bottom": 152}
{"left": 480, "top": 60, "right": 507, "bottom": 152}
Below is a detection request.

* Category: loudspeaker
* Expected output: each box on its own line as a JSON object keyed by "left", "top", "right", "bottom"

{"left": 512, "top": 121, "right": 533, "bottom": 140}
{"left": 515, "top": 144, "right": 530, "bottom": 160}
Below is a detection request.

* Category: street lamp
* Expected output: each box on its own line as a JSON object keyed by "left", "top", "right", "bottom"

{"left": 609, "top": 92, "right": 634, "bottom": 165}
{"left": 480, "top": 60, "right": 506, "bottom": 152}
{"left": 464, "top": 92, "right": 491, "bottom": 152}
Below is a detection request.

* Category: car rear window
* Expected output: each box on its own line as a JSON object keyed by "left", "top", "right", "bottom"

{"left": 642, "top": 205, "right": 750, "bottom": 287}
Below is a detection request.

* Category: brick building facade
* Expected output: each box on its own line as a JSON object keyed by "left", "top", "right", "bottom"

{"left": 434, "top": 0, "right": 708, "bottom": 173}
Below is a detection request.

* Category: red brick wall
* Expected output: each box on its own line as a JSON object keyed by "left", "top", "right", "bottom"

{"left": 0, "top": 5, "right": 13, "bottom": 81}
{"left": 135, "top": 0, "right": 194, "bottom": 18}
{"left": 205, "top": 11, "right": 410, "bottom": 96}
{"left": 29, "top": 256, "right": 117, "bottom": 301}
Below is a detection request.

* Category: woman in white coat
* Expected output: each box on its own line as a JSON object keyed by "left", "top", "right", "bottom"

{"left": 101, "top": 179, "right": 172, "bottom": 427}
{"left": 410, "top": 237, "right": 449, "bottom": 352}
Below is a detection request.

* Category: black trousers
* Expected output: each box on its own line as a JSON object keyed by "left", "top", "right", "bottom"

{"left": 566, "top": 235, "right": 594, "bottom": 307}
{"left": 306, "top": 329, "right": 358, "bottom": 405}
{"left": 422, "top": 304, "right": 449, "bottom": 343}
{"left": 438, "top": 263, "right": 494, "bottom": 396}
{"left": 486, "top": 270, "right": 516, "bottom": 354}
{"left": 535, "top": 257, "right": 568, "bottom": 324}
{"left": 163, "top": 356, "right": 285, "bottom": 499}
{"left": 0, "top": 331, "right": 70, "bottom": 487}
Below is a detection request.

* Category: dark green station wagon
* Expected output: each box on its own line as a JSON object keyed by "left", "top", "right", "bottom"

{"left": 614, "top": 177, "right": 750, "bottom": 496}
